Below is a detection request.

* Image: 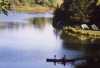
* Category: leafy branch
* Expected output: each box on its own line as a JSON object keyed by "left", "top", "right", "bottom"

{"left": 68, "top": 0, "right": 97, "bottom": 22}
{"left": 0, "top": 0, "right": 11, "bottom": 15}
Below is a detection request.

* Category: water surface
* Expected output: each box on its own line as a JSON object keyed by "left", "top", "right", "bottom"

{"left": 0, "top": 12, "right": 87, "bottom": 68}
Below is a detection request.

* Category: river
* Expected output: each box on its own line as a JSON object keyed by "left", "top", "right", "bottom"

{"left": 0, "top": 12, "right": 99, "bottom": 68}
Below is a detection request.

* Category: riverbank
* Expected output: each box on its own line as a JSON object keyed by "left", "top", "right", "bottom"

{"left": 13, "top": 6, "right": 54, "bottom": 13}
{"left": 62, "top": 26, "right": 100, "bottom": 40}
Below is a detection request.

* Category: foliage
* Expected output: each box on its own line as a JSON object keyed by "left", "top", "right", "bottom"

{"left": 47, "top": 0, "right": 63, "bottom": 8}
{"left": 0, "top": 0, "right": 63, "bottom": 15}
{"left": 65, "top": 0, "right": 97, "bottom": 22}
{"left": 0, "top": 0, "right": 10, "bottom": 15}
{"left": 8, "top": 0, "right": 63, "bottom": 7}
{"left": 53, "top": 0, "right": 99, "bottom": 29}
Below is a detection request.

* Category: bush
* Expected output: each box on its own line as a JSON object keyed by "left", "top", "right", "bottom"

{"left": 0, "top": 0, "right": 11, "bottom": 15}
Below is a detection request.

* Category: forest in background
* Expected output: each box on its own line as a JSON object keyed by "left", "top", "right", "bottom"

{"left": 1, "top": 0, "right": 100, "bottom": 13}
{"left": 7, "top": 0, "right": 63, "bottom": 8}
{"left": 0, "top": 0, "right": 63, "bottom": 13}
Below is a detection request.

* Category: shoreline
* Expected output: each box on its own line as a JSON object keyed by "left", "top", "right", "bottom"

{"left": 62, "top": 26, "right": 100, "bottom": 39}
{"left": 12, "top": 6, "right": 55, "bottom": 13}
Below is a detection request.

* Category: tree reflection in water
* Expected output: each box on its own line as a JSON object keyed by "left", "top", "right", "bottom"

{"left": 60, "top": 32, "right": 100, "bottom": 68}
{"left": 77, "top": 40, "right": 100, "bottom": 68}
{"left": 31, "top": 17, "right": 52, "bottom": 30}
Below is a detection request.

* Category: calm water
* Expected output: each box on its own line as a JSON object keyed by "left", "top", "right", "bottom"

{"left": 0, "top": 12, "right": 99, "bottom": 68}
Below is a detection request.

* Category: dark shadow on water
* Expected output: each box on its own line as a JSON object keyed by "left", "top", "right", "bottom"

{"left": 60, "top": 32, "right": 100, "bottom": 68}
{"left": 76, "top": 41, "right": 100, "bottom": 68}
{"left": 31, "top": 17, "right": 53, "bottom": 30}
{"left": 0, "top": 17, "right": 53, "bottom": 31}
{"left": 0, "top": 23, "right": 26, "bottom": 31}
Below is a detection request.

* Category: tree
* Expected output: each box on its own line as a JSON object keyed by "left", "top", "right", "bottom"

{"left": 0, "top": 0, "right": 11, "bottom": 15}
{"left": 47, "top": 0, "right": 63, "bottom": 8}
{"left": 53, "top": 0, "right": 99, "bottom": 29}
{"left": 70, "top": 0, "right": 97, "bottom": 23}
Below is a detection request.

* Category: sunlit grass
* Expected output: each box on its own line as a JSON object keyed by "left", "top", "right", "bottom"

{"left": 15, "top": 6, "right": 52, "bottom": 13}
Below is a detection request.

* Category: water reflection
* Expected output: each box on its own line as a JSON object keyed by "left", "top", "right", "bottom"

{"left": 60, "top": 31, "right": 100, "bottom": 68}
{"left": 61, "top": 33, "right": 86, "bottom": 50}
{"left": 60, "top": 31, "right": 100, "bottom": 50}
{"left": 76, "top": 42, "right": 100, "bottom": 68}
{"left": 31, "top": 17, "right": 52, "bottom": 30}
{"left": 0, "top": 14, "right": 84, "bottom": 68}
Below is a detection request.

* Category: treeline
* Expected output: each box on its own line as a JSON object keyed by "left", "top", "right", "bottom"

{"left": 53, "top": 0, "right": 100, "bottom": 29}
{"left": 7, "top": 0, "right": 63, "bottom": 8}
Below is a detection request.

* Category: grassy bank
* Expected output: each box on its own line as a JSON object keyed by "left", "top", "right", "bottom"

{"left": 63, "top": 26, "right": 100, "bottom": 39}
{"left": 14, "top": 6, "right": 54, "bottom": 13}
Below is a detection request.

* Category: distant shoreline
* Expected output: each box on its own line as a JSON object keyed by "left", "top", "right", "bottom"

{"left": 12, "top": 6, "right": 55, "bottom": 13}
